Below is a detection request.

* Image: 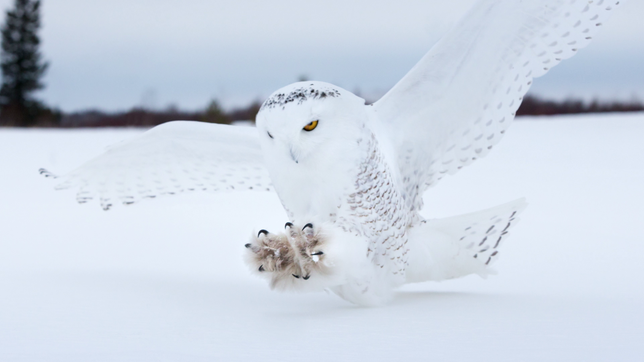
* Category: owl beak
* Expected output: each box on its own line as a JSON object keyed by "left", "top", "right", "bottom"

{"left": 290, "top": 148, "right": 299, "bottom": 164}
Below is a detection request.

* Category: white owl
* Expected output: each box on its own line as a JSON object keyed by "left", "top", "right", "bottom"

{"left": 42, "top": 0, "right": 622, "bottom": 306}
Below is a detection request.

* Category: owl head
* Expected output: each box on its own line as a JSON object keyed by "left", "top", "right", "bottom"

{"left": 256, "top": 81, "right": 367, "bottom": 166}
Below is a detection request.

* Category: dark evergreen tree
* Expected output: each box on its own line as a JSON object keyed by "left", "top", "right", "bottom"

{"left": 0, "top": 0, "right": 48, "bottom": 126}
{"left": 201, "top": 99, "right": 231, "bottom": 125}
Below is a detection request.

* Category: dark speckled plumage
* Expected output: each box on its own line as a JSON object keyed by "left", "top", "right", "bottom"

{"left": 261, "top": 84, "right": 341, "bottom": 110}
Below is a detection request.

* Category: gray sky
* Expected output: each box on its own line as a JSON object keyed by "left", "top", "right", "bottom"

{"left": 2, "top": 0, "right": 643, "bottom": 112}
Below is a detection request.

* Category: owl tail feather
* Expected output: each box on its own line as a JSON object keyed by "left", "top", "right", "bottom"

{"left": 404, "top": 198, "right": 527, "bottom": 284}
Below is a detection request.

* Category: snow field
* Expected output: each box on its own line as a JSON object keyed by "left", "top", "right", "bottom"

{"left": 1, "top": 113, "right": 643, "bottom": 361}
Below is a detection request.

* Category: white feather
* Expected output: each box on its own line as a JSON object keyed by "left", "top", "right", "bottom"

{"left": 373, "top": 0, "right": 623, "bottom": 212}
{"left": 45, "top": 121, "right": 272, "bottom": 210}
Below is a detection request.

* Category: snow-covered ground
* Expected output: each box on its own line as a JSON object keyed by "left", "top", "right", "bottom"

{"left": 1, "top": 113, "right": 643, "bottom": 361}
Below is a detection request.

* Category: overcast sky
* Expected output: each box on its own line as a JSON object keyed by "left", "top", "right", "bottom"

{"left": 1, "top": 0, "right": 643, "bottom": 112}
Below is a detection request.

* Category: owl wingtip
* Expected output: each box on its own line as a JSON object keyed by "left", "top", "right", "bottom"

{"left": 38, "top": 168, "right": 58, "bottom": 179}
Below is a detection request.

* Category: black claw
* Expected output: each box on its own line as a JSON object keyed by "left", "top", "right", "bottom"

{"left": 258, "top": 229, "right": 269, "bottom": 237}
{"left": 259, "top": 265, "right": 265, "bottom": 272}
{"left": 292, "top": 274, "right": 300, "bottom": 279}
{"left": 311, "top": 251, "right": 324, "bottom": 256}
{"left": 245, "top": 243, "right": 252, "bottom": 249}
{"left": 303, "top": 275, "right": 310, "bottom": 280}
{"left": 302, "top": 223, "right": 313, "bottom": 231}
{"left": 285, "top": 222, "right": 293, "bottom": 229}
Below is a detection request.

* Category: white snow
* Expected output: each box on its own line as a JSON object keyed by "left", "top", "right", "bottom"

{"left": 1, "top": 113, "right": 643, "bottom": 361}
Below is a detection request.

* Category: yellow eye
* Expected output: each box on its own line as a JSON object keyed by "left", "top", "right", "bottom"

{"left": 303, "top": 120, "right": 318, "bottom": 132}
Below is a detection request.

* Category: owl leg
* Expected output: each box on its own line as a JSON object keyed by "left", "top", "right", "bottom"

{"left": 287, "top": 223, "right": 326, "bottom": 280}
{"left": 244, "top": 223, "right": 331, "bottom": 290}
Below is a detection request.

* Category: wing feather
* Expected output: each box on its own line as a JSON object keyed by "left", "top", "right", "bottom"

{"left": 373, "top": 0, "right": 622, "bottom": 211}
{"left": 41, "top": 121, "right": 272, "bottom": 210}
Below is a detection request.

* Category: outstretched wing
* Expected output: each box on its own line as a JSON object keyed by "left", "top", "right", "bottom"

{"left": 41, "top": 121, "right": 273, "bottom": 210}
{"left": 372, "top": 0, "right": 622, "bottom": 211}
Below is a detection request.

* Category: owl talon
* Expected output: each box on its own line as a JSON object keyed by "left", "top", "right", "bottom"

{"left": 245, "top": 222, "right": 330, "bottom": 289}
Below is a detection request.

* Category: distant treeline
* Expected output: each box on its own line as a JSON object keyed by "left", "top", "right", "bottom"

{"left": 58, "top": 100, "right": 261, "bottom": 128}
{"left": 516, "top": 96, "right": 644, "bottom": 116}
{"left": 2, "top": 95, "right": 643, "bottom": 128}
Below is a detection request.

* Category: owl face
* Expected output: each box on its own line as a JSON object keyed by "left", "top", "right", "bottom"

{"left": 256, "top": 81, "right": 367, "bottom": 166}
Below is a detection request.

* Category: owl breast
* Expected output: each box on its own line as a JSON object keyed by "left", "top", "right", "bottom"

{"left": 332, "top": 132, "right": 418, "bottom": 279}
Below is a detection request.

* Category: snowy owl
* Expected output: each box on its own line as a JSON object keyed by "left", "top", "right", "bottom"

{"left": 42, "top": 0, "right": 623, "bottom": 306}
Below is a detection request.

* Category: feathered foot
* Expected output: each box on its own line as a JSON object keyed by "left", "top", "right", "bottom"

{"left": 245, "top": 222, "right": 330, "bottom": 289}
